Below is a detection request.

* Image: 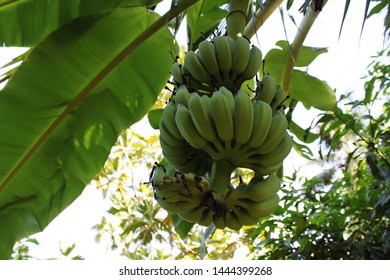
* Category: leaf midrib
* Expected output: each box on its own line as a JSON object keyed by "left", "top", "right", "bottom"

{"left": 0, "top": 0, "right": 200, "bottom": 191}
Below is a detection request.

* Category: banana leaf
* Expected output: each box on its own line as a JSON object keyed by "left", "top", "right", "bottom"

{"left": 0, "top": 7, "right": 178, "bottom": 259}
{"left": 263, "top": 40, "right": 336, "bottom": 111}
{"left": 186, "top": 0, "right": 229, "bottom": 51}
{"left": 0, "top": 0, "right": 163, "bottom": 46}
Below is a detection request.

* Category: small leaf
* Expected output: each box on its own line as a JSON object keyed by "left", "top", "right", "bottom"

{"left": 289, "top": 120, "right": 320, "bottom": 143}
{"left": 286, "top": 0, "right": 294, "bottom": 10}
{"left": 295, "top": 46, "right": 328, "bottom": 67}
{"left": 186, "top": 0, "right": 229, "bottom": 50}
{"left": 292, "top": 139, "right": 315, "bottom": 160}
{"left": 289, "top": 70, "right": 337, "bottom": 111}
{"left": 264, "top": 42, "right": 334, "bottom": 110}
{"left": 366, "top": 153, "right": 385, "bottom": 180}
{"left": 338, "top": 0, "right": 351, "bottom": 39}
{"left": 364, "top": 79, "right": 374, "bottom": 103}
{"left": 274, "top": 41, "right": 328, "bottom": 67}
{"left": 147, "top": 108, "right": 164, "bottom": 129}
{"left": 358, "top": 0, "right": 375, "bottom": 43}
{"left": 367, "top": 0, "right": 388, "bottom": 18}
{"left": 169, "top": 213, "right": 194, "bottom": 239}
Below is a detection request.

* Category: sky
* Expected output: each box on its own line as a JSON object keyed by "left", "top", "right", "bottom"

{"left": 0, "top": 0, "right": 388, "bottom": 259}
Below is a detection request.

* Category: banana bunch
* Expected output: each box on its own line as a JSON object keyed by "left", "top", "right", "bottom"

{"left": 166, "top": 85, "right": 292, "bottom": 176}
{"left": 215, "top": 174, "right": 281, "bottom": 230}
{"left": 160, "top": 55, "right": 292, "bottom": 230}
{"left": 150, "top": 164, "right": 215, "bottom": 226}
{"left": 170, "top": 36, "right": 262, "bottom": 94}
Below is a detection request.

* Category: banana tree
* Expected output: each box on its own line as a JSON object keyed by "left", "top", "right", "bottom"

{"left": 0, "top": 0, "right": 388, "bottom": 259}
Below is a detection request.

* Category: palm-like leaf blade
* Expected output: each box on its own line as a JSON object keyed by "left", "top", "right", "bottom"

{"left": 0, "top": 0, "right": 163, "bottom": 46}
{"left": 0, "top": 7, "right": 177, "bottom": 259}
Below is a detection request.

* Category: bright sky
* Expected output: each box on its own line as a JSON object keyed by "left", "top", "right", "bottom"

{"left": 0, "top": 0, "right": 387, "bottom": 259}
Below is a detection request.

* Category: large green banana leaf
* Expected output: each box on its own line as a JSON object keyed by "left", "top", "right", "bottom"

{"left": 0, "top": 0, "right": 163, "bottom": 46}
{"left": 0, "top": 7, "right": 178, "bottom": 259}
{"left": 263, "top": 40, "right": 336, "bottom": 111}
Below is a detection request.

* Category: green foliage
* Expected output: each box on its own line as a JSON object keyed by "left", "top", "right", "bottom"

{"left": 186, "top": 0, "right": 229, "bottom": 50}
{"left": 91, "top": 46, "right": 389, "bottom": 260}
{"left": 92, "top": 126, "right": 245, "bottom": 259}
{"left": 147, "top": 109, "right": 164, "bottom": 130}
{"left": 2, "top": 0, "right": 389, "bottom": 260}
{"left": 0, "top": 7, "right": 177, "bottom": 259}
{"left": 248, "top": 48, "right": 390, "bottom": 259}
{"left": 0, "top": 0, "right": 162, "bottom": 46}
{"left": 263, "top": 40, "right": 336, "bottom": 110}
{"left": 11, "top": 238, "right": 84, "bottom": 260}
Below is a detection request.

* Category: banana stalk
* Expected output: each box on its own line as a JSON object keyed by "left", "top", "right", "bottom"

{"left": 282, "top": 0, "right": 328, "bottom": 93}
{"left": 227, "top": 0, "right": 250, "bottom": 39}
{"left": 209, "top": 159, "right": 235, "bottom": 200}
{"left": 243, "top": 0, "right": 284, "bottom": 39}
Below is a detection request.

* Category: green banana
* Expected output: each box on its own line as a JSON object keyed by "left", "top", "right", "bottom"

{"left": 246, "top": 162, "right": 283, "bottom": 176}
{"left": 213, "top": 36, "right": 234, "bottom": 81}
{"left": 229, "top": 174, "right": 280, "bottom": 202}
{"left": 184, "top": 50, "right": 210, "bottom": 84}
{"left": 159, "top": 143, "right": 191, "bottom": 167}
{"left": 188, "top": 92, "right": 222, "bottom": 153}
{"left": 175, "top": 103, "right": 218, "bottom": 158}
{"left": 224, "top": 210, "right": 243, "bottom": 231}
{"left": 247, "top": 174, "right": 264, "bottom": 187}
{"left": 227, "top": 204, "right": 259, "bottom": 226}
{"left": 246, "top": 100, "right": 273, "bottom": 149}
{"left": 232, "top": 194, "right": 280, "bottom": 218}
{"left": 157, "top": 192, "right": 193, "bottom": 203}
{"left": 156, "top": 195, "right": 203, "bottom": 213}
{"left": 161, "top": 103, "right": 185, "bottom": 140}
{"left": 197, "top": 40, "right": 223, "bottom": 83}
{"left": 174, "top": 85, "right": 191, "bottom": 107}
{"left": 255, "top": 74, "right": 277, "bottom": 104}
{"left": 213, "top": 214, "right": 226, "bottom": 229}
{"left": 154, "top": 182, "right": 190, "bottom": 198}
{"left": 251, "top": 110, "right": 288, "bottom": 154}
{"left": 186, "top": 75, "right": 213, "bottom": 94}
{"left": 197, "top": 208, "right": 213, "bottom": 226}
{"left": 152, "top": 166, "right": 213, "bottom": 213}
{"left": 170, "top": 62, "right": 184, "bottom": 85}
{"left": 255, "top": 133, "right": 292, "bottom": 167}
{"left": 153, "top": 176, "right": 190, "bottom": 195}
{"left": 233, "top": 90, "right": 253, "bottom": 147}
{"left": 230, "top": 36, "right": 251, "bottom": 81}
{"left": 159, "top": 132, "right": 210, "bottom": 175}
{"left": 270, "top": 86, "right": 286, "bottom": 113}
{"left": 150, "top": 165, "right": 200, "bottom": 196}
{"left": 159, "top": 121, "right": 189, "bottom": 149}
{"left": 210, "top": 90, "right": 234, "bottom": 147}
{"left": 218, "top": 86, "right": 235, "bottom": 116}
{"left": 178, "top": 205, "right": 208, "bottom": 222}
{"left": 176, "top": 172, "right": 212, "bottom": 196}
{"left": 236, "top": 46, "right": 262, "bottom": 85}
{"left": 171, "top": 151, "right": 211, "bottom": 176}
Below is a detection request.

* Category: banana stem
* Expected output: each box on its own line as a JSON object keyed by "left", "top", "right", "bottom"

{"left": 282, "top": 0, "right": 328, "bottom": 93}
{"left": 243, "top": 0, "right": 284, "bottom": 39}
{"left": 226, "top": 0, "right": 250, "bottom": 39}
{"left": 209, "top": 160, "right": 235, "bottom": 200}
